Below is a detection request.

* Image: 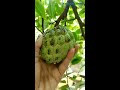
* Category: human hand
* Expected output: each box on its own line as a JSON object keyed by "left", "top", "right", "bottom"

{"left": 35, "top": 35, "right": 79, "bottom": 90}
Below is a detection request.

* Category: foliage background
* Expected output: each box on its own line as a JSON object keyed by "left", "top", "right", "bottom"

{"left": 35, "top": 0, "right": 85, "bottom": 90}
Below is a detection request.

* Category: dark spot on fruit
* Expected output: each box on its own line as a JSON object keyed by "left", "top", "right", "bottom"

{"left": 56, "top": 49, "right": 59, "bottom": 53}
{"left": 58, "top": 36, "right": 64, "bottom": 44}
{"left": 44, "top": 41, "right": 47, "bottom": 46}
{"left": 65, "top": 34, "right": 71, "bottom": 42}
{"left": 50, "top": 38, "right": 54, "bottom": 45}
{"left": 49, "top": 58, "right": 51, "bottom": 61}
{"left": 48, "top": 49, "right": 51, "bottom": 54}
{"left": 63, "top": 29, "right": 65, "bottom": 33}
{"left": 59, "top": 37, "right": 61, "bottom": 40}
{"left": 55, "top": 57, "right": 58, "bottom": 60}
{"left": 68, "top": 39, "right": 70, "bottom": 42}
{"left": 65, "top": 38, "right": 70, "bottom": 42}
{"left": 49, "top": 34, "right": 52, "bottom": 38}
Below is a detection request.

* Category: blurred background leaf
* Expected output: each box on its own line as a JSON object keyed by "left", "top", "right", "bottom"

{"left": 35, "top": 0, "right": 46, "bottom": 19}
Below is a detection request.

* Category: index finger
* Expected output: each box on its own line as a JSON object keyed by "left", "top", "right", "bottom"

{"left": 58, "top": 45, "right": 80, "bottom": 75}
{"left": 58, "top": 48, "right": 75, "bottom": 75}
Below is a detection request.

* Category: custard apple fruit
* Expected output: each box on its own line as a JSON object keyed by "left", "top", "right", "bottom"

{"left": 40, "top": 25, "right": 76, "bottom": 64}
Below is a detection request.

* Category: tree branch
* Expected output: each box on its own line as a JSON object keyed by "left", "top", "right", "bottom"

{"left": 54, "top": 0, "right": 70, "bottom": 27}
{"left": 70, "top": 0, "right": 85, "bottom": 39}
{"left": 55, "top": 0, "right": 85, "bottom": 39}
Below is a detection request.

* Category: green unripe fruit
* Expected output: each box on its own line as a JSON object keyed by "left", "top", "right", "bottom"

{"left": 40, "top": 25, "right": 76, "bottom": 64}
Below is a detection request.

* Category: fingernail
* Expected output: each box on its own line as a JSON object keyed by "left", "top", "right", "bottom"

{"left": 71, "top": 48, "right": 75, "bottom": 53}
{"left": 76, "top": 44, "right": 80, "bottom": 47}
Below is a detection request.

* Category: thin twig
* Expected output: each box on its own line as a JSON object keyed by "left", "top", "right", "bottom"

{"left": 40, "top": 0, "right": 44, "bottom": 33}
{"left": 42, "top": 18, "right": 44, "bottom": 33}
{"left": 35, "top": 26, "right": 40, "bottom": 31}
{"left": 66, "top": 71, "right": 68, "bottom": 84}
{"left": 54, "top": 0, "right": 70, "bottom": 27}
{"left": 80, "top": 75, "right": 85, "bottom": 79}
{"left": 35, "top": 26, "right": 43, "bottom": 33}
{"left": 49, "top": 18, "right": 75, "bottom": 25}
{"left": 66, "top": 71, "right": 70, "bottom": 90}
{"left": 66, "top": 18, "right": 76, "bottom": 21}
{"left": 78, "top": 64, "right": 85, "bottom": 73}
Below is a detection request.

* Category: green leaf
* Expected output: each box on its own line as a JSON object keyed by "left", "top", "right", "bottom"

{"left": 81, "top": 0, "right": 85, "bottom": 4}
{"left": 63, "top": 72, "right": 72, "bottom": 78}
{"left": 44, "top": 19, "right": 50, "bottom": 30}
{"left": 73, "top": 31, "right": 81, "bottom": 41}
{"left": 68, "top": 10, "right": 73, "bottom": 16}
{"left": 54, "top": 3, "right": 59, "bottom": 16}
{"left": 71, "top": 56, "right": 82, "bottom": 65}
{"left": 77, "top": 2, "right": 84, "bottom": 8}
{"left": 73, "top": 32, "right": 78, "bottom": 41}
{"left": 56, "top": 0, "right": 61, "bottom": 4}
{"left": 74, "top": 80, "right": 85, "bottom": 90}
{"left": 35, "top": 0, "right": 45, "bottom": 19}
{"left": 60, "top": 80, "right": 66, "bottom": 83}
{"left": 75, "top": 29, "right": 80, "bottom": 34}
{"left": 55, "top": 3, "right": 62, "bottom": 16}
{"left": 59, "top": 84, "right": 69, "bottom": 90}
{"left": 69, "top": 75, "right": 77, "bottom": 80}
{"left": 35, "top": 11, "right": 39, "bottom": 17}
{"left": 79, "top": 7, "right": 85, "bottom": 15}
{"left": 80, "top": 13, "right": 85, "bottom": 18}
{"left": 48, "top": 0, "right": 55, "bottom": 18}
{"left": 55, "top": 3, "right": 64, "bottom": 16}
{"left": 44, "top": 0, "right": 49, "bottom": 5}
{"left": 66, "top": 18, "right": 74, "bottom": 24}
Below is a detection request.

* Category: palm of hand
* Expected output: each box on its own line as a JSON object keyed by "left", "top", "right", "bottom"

{"left": 36, "top": 58, "right": 63, "bottom": 90}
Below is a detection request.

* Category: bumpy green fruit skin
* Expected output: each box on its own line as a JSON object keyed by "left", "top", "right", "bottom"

{"left": 40, "top": 25, "right": 76, "bottom": 64}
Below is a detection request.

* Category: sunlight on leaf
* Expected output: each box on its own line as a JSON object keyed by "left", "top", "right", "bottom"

{"left": 35, "top": 0, "right": 46, "bottom": 19}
